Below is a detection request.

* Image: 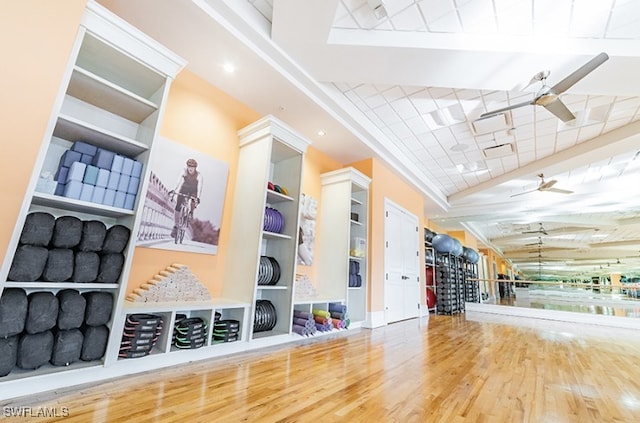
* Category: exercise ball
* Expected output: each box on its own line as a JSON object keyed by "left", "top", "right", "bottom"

{"left": 432, "top": 234, "right": 454, "bottom": 254}
{"left": 424, "top": 229, "right": 436, "bottom": 243}
{"left": 451, "top": 238, "right": 463, "bottom": 257}
{"left": 465, "top": 248, "right": 479, "bottom": 264}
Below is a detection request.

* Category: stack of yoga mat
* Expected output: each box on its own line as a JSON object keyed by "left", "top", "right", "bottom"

{"left": 328, "top": 302, "right": 350, "bottom": 329}
{"left": 291, "top": 310, "right": 317, "bottom": 337}
{"left": 312, "top": 309, "right": 333, "bottom": 332}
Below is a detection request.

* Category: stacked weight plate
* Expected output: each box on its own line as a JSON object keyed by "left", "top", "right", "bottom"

{"left": 212, "top": 319, "right": 240, "bottom": 343}
{"left": 119, "top": 314, "right": 163, "bottom": 359}
{"left": 463, "top": 262, "right": 480, "bottom": 303}
{"left": 263, "top": 207, "right": 284, "bottom": 233}
{"left": 253, "top": 300, "right": 277, "bottom": 333}
{"left": 435, "top": 254, "right": 464, "bottom": 315}
{"left": 173, "top": 315, "right": 207, "bottom": 349}
{"left": 257, "top": 256, "right": 281, "bottom": 285}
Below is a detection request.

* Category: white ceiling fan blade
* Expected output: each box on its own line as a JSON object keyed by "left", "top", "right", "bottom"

{"left": 550, "top": 52, "right": 609, "bottom": 94}
{"left": 480, "top": 100, "right": 534, "bottom": 118}
{"left": 510, "top": 188, "right": 540, "bottom": 198}
{"left": 546, "top": 187, "right": 574, "bottom": 194}
{"left": 542, "top": 98, "right": 576, "bottom": 122}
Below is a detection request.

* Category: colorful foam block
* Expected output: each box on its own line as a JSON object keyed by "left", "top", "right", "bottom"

{"left": 110, "top": 155, "right": 124, "bottom": 173}
{"left": 66, "top": 162, "right": 86, "bottom": 183}
{"left": 83, "top": 165, "right": 99, "bottom": 185}
{"left": 59, "top": 150, "right": 82, "bottom": 168}
{"left": 127, "top": 176, "right": 140, "bottom": 194}
{"left": 91, "top": 186, "right": 106, "bottom": 204}
{"left": 80, "top": 184, "right": 94, "bottom": 202}
{"left": 121, "top": 157, "right": 134, "bottom": 176}
{"left": 63, "top": 180, "right": 83, "bottom": 200}
{"left": 124, "top": 193, "right": 136, "bottom": 210}
{"left": 114, "top": 191, "right": 126, "bottom": 209}
{"left": 71, "top": 141, "right": 98, "bottom": 156}
{"left": 96, "top": 169, "right": 110, "bottom": 187}
{"left": 103, "top": 189, "right": 116, "bottom": 207}
{"left": 107, "top": 171, "right": 120, "bottom": 190}
{"left": 54, "top": 166, "right": 68, "bottom": 183}
{"left": 131, "top": 161, "right": 143, "bottom": 178}
{"left": 117, "top": 174, "right": 130, "bottom": 193}
{"left": 80, "top": 154, "right": 94, "bottom": 165}
{"left": 54, "top": 183, "right": 66, "bottom": 196}
{"left": 92, "top": 148, "right": 115, "bottom": 169}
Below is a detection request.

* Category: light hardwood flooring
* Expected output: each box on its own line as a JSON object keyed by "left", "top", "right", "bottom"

{"left": 4, "top": 312, "right": 640, "bottom": 422}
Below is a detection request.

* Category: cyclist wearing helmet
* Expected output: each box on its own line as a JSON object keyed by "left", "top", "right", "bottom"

{"left": 169, "top": 158, "right": 203, "bottom": 238}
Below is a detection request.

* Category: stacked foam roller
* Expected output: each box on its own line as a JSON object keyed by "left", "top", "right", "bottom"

{"left": 51, "top": 141, "right": 143, "bottom": 210}
{"left": 119, "top": 314, "right": 163, "bottom": 359}
{"left": 7, "top": 212, "right": 130, "bottom": 283}
{"left": 0, "top": 288, "right": 112, "bottom": 377}
{"left": 173, "top": 314, "right": 207, "bottom": 349}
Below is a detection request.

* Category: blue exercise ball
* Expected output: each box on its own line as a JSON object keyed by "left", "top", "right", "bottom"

{"left": 451, "top": 238, "right": 463, "bottom": 257}
{"left": 432, "top": 234, "right": 454, "bottom": 254}
{"left": 466, "top": 248, "right": 480, "bottom": 264}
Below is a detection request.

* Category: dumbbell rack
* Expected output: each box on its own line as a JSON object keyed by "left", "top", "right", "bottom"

{"left": 463, "top": 261, "right": 479, "bottom": 303}
{"left": 435, "top": 253, "right": 465, "bottom": 315}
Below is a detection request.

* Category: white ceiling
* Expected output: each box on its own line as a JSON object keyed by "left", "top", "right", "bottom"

{"left": 99, "top": 0, "right": 640, "bottom": 280}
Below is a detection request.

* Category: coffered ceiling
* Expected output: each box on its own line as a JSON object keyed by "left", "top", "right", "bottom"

{"left": 100, "top": 0, "right": 640, "bottom": 279}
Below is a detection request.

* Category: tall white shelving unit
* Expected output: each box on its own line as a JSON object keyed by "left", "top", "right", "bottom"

{"left": 0, "top": 1, "right": 184, "bottom": 399}
{"left": 316, "top": 168, "right": 371, "bottom": 328}
{"left": 224, "top": 116, "right": 310, "bottom": 344}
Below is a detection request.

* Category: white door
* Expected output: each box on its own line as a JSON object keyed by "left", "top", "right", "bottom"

{"left": 384, "top": 199, "right": 421, "bottom": 323}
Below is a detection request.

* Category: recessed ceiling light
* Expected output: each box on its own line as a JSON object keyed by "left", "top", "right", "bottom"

{"left": 450, "top": 143, "right": 469, "bottom": 152}
{"left": 317, "top": 130, "right": 326, "bottom": 136}
{"left": 223, "top": 62, "right": 235, "bottom": 73}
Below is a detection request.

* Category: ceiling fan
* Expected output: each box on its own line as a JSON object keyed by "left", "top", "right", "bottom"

{"left": 480, "top": 52, "right": 609, "bottom": 122}
{"left": 523, "top": 222, "right": 549, "bottom": 235}
{"left": 511, "top": 174, "right": 573, "bottom": 197}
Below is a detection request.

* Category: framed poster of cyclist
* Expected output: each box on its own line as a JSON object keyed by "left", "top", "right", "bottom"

{"left": 135, "top": 136, "right": 229, "bottom": 255}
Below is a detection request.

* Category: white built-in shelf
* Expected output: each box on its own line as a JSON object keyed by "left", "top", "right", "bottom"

{"left": 349, "top": 255, "right": 365, "bottom": 261}
{"left": 351, "top": 198, "right": 362, "bottom": 205}
{"left": 67, "top": 66, "right": 158, "bottom": 123}
{"left": 31, "top": 192, "right": 135, "bottom": 217}
{"left": 348, "top": 286, "right": 364, "bottom": 290}
{"left": 350, "top": 219, "right": 362, "bottom": 226}
{"left": 293, "top": 297, "right": 345, "bottom": 305}
{"left": 4, "top": 282, "right": 119, "bottom": 289}
{"left": 266, "top": 189, "right": 294, "bottom": 204}
{"left": 54, "top": 114, "right": 149, "bottom": 157}
{"left": 122, "top": 298, "right": 250, "bottom": 313}
{"left": 262, "top": 231, "right": 291, "bottom": 240}
{"left": 0, "top": 360, "right": 102, "bottom": 382}
{"left": 257, "top": 285, "right": 288, "bottom": 290}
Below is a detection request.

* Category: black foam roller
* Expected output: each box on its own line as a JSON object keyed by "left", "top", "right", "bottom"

{"left": 78, "top": 220, "right": 107, "bottom": 252}
{"left": 0, "top": 335, "right": 19, "bottom": 377}
{"left": 7, "top": 245, "right": 48, "bottom": 281}
{"left": 17, "top": 330, "right": 54, "bottom": 370}
{"left": 19, "top": 212, "right": 55, "bottom": 246}
{"left": 83, "top": 291, "right": 113, "bottom": 326}
{"left": 95, "top": 253, "right": 124, "bottom": 283}
{"left": 57, "top": 289, "right": 86, "bottom": 330}
{"left": 51, "top": 215, "right": 83, "bottom": 248}
{"left": 25, "top": 291, "right": 59, "bottom": 334}
{"left": 50, "top": 329, "right": 84, "bottom": 366}
{"left": 81, "top": 325, "right": 109, "bottom": 361}
{"left": 102, "top": 225, "right": 131, "bottom": 254}
{"left": 72, "top": 251, "right": 100, "bottom": 283}
{"left": 0, "top": 288, "right": 28, "bottom": 338}
{"left": 42, "top": 248, "right": 74, "bottom": 282}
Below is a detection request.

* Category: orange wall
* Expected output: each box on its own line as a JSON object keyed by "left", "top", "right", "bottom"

{"left": 126, "top": 70, "right": 260, "bottom": 296}
{"left": 0, "top": 0, "right": 86, "bottom": 264}
{"left": 352, "top": 158, "right": 426, "bottom": 313}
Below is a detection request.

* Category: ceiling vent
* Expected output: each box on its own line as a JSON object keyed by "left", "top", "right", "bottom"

{"left": 483, "top": 143, "right": 515, "bottom": 159}
{"left": 471, "top": 112, "right": 512, "bottom": 135}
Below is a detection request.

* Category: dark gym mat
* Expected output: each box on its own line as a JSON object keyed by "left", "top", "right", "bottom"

{"left": 7, "top": 245, "right": 48, "bottom": 281}
{"left": 57, "top": 289, "right": 86, "bottom": 330}
{"left": 25, "top": 291, "right": 59, "bottom": 334}
{"left": 0, "top": 288, "right": 28, "bottom": 338}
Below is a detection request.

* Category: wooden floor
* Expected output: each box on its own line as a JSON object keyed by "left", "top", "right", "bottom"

{"left": 5, "top": 312, "right": 640, "bottom": 422}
